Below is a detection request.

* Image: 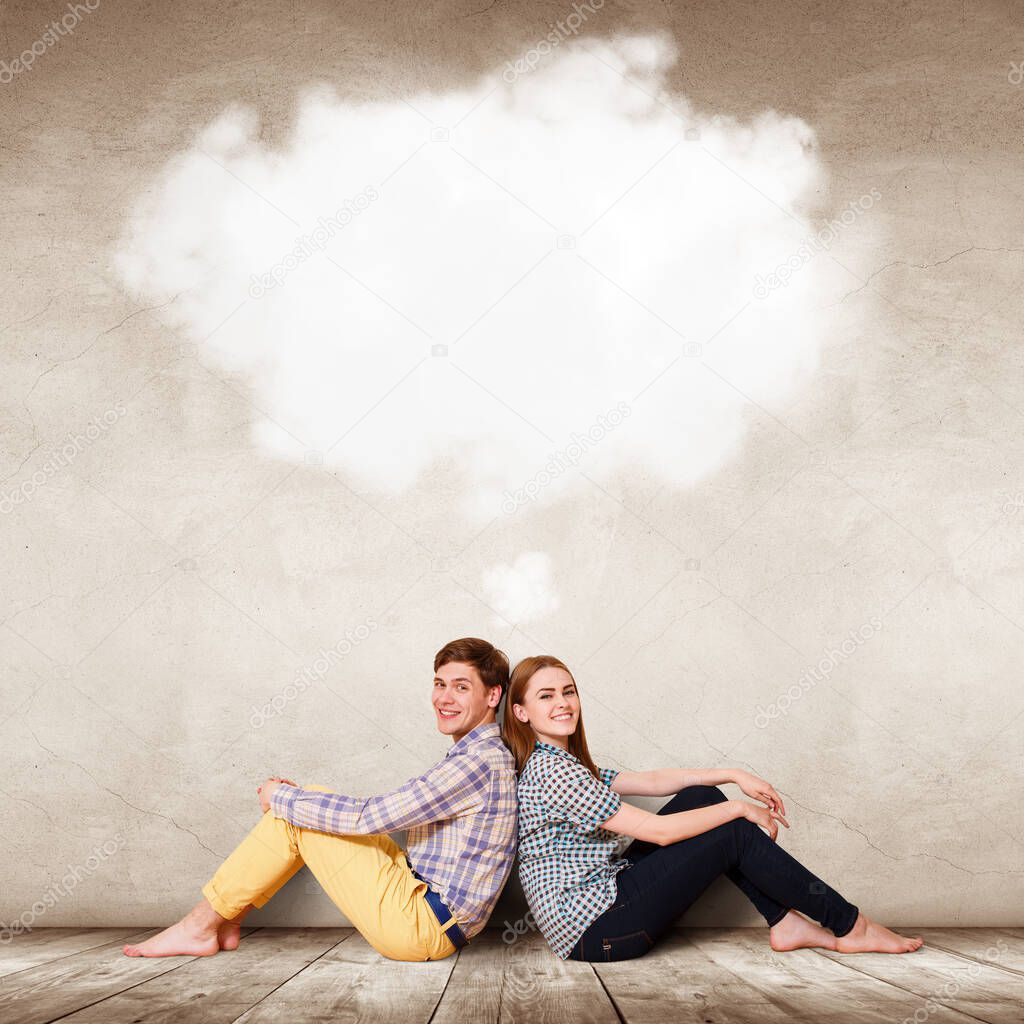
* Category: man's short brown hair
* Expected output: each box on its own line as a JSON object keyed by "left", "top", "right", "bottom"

{"left": 434, "top": 638, "right": 510, "bottom": 704}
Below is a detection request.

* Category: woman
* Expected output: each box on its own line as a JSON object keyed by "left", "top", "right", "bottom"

{"left": 501, "top": 655, "right": 924, "bottom": 962}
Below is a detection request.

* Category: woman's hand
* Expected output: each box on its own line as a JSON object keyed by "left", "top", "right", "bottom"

{"left": 731, "top": 769, "right": 786, "bottom": 816}
{"left": 738, "top": 801, "right": 790, "bottom": 841}
{"left": 257, "top": 776, "right": 298, "bottom": 813}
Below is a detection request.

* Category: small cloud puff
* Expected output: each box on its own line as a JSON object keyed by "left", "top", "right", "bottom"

{"left": 482, "top": 551, "right": 560, "bottom": 626}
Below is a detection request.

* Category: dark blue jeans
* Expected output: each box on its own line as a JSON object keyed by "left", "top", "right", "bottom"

{"left": 568, "top": 785, "right": 859, "bottom": 962}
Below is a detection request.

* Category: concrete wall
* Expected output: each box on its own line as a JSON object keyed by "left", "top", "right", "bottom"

{"left": 2, "top": 0, "right": 1022, "bottom": 936}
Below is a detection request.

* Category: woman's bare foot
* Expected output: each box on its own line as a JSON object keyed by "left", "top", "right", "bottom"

{"left": 769, "top": 910, "right": 838, "bottom": 952}
{"left": 123, "top": 898, "right": 226, "bottom": 958}
{"left": 835, "top": 912, "right": 924, "bottom": 954}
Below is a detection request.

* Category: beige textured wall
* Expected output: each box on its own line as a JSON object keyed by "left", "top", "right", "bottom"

{"left": 2, "top": 0, "right": 1022, "bottom": 936}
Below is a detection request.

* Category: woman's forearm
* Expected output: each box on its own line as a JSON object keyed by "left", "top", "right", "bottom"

{"left": 693, "top": 767, "right": 737, "bottom": 787}
{"left": 602, "top": 796, "right": 747, "bottom": 843}
{"left": 655, "top": 767, "right": 736, "bottom": 793}
{"left": 612, "top": 767, "right": 739, "bottom": 796}
{"left": 650, "top": 799, "right": 745, "bottom": 844}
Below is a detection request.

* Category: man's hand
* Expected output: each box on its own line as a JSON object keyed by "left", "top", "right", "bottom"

{"left": 257, "top": 776, "right": 299, "bottom": 813}
{"left": 730, "top": 769, "right": 786, "bottom": 816}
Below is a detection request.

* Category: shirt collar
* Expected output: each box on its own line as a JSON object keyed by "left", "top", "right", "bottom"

{"left": 532, "top": 738, "right": 579, "bottom": 763}
{"left": 445, "top": 720, "right": 500, "bottom": 758}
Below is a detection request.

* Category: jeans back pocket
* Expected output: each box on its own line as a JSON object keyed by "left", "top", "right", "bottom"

{"left": 600, "top": 929, "right": 654, "bottom": 962}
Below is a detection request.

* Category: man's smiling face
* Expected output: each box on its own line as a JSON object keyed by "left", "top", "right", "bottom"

{"left": 432, "top": 661, "right": 500, "bottom": 741}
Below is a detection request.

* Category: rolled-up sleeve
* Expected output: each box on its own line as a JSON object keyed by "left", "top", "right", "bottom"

{"left": 541, "top": 761, "right": 621, "bottom": 833}
{"left": 269, "top": 755, "right": 490, "bottom": 836}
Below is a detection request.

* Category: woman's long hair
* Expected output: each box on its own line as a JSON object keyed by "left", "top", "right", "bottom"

{"left": 501, "top": 655, "right": 602, "bottom": 779}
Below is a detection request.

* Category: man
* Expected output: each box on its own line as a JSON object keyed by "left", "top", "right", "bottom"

{"left": 123, "top": 638, "right": 518, "bottom": 961}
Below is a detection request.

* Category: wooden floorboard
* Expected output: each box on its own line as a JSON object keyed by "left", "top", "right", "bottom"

{"left": 0, "top": 930, "right": 148, "bottom": 978}
{"left": 594, "top": 930, "right": 792, "bottom": 1024}
{"left": 917, "top": 928, "right": 1024, "bottom": 976}
{"left": 687, "top": 928, "right": 989, "bottom": 1024}
{"left": 0, "top": 926, "right": 1020, "bottom": 1024}
{"left": 55, "top": 928, "right": 352, "bottom": 1024}
{"left": 432, "top": 929, "right": 619, "bottom": 1024}
{"left": 0, "top": 927, "right": 259, "bottom": 1024}
{"left": 816, "top": 933, "right": 1024, "bottom": 1023}
{"left": 231, "top": 932, "right": 457, "bottom": 1023}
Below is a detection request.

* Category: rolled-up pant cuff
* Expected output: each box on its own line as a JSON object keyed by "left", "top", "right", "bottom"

{"left": 201, "top": 879, "right": 245, "bottom": 920}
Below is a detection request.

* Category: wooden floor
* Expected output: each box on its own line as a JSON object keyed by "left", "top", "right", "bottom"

{"left": 1, "top": 926, "right": 1022, "bottom": 1023}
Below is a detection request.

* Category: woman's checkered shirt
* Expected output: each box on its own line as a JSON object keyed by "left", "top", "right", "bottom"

{"left": 516, "top": 740, "right": 627, "bottom": 960}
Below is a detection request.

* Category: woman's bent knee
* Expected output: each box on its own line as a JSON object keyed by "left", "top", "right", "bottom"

{"left": 679, "top": 784, "right": 727, "bottom": 802}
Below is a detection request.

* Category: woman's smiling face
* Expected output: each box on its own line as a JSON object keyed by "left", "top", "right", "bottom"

{"left": 512, "top": 665, "right": 580, "bottom": 747}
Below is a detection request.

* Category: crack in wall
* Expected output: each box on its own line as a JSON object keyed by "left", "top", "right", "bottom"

{"left": 784, "top": 794, "right": 1017, "bottom": 878}
{"left": 27, "top": 728, "right": 221, "bottom": 858}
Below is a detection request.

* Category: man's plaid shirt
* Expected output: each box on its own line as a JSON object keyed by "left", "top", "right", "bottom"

{"left": 516, "top": 740, "right": 626, "bottom": 959}
{"left": 269, "top": 722, "right": 517, "bottom": 938}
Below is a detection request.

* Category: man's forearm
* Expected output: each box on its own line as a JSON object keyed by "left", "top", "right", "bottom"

{"left": 269, "top": 784, "right": 373, "bottom": 835}
{"left": 268, "top": 756, "right": 486, "bottom": 835}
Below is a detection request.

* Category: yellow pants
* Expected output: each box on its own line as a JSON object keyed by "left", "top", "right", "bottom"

{"left": 201, "top": 785, "right": 457, "bottom": 962}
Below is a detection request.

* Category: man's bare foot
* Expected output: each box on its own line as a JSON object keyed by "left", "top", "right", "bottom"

{"left": 769, "top": 910, "right": 838, "bottom": 952}
{"left": 835, "top": 912, "right": 923, "bottom": 954}
{"left": 217, "top": 906, "right": 253, "bottom": 950}
{"left": 123, "top": 898, "right": 228, "bottom": 958}
{"left": 218, "top": 920, "right": 242, "bottom": 951}
{"left": 122, "top": 919, "right": 220, "bottom": 958}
